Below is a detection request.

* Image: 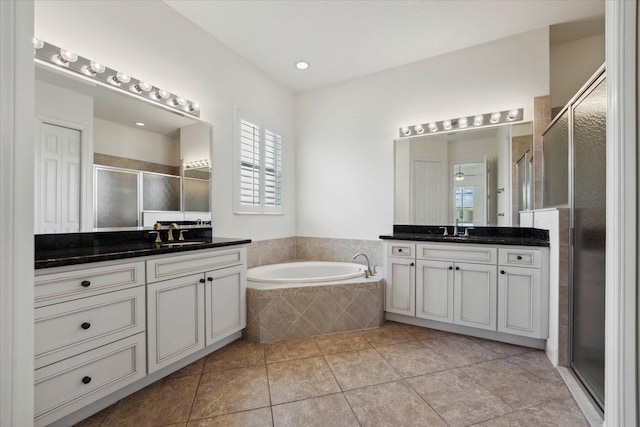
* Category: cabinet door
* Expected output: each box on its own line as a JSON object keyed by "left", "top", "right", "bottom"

{"left": 205, "top": 265, "right": 246, "bottom": 346}
{"left": 498, "top": 266, "right": 543, "bottom": 338}
{"left": 147, "top": 274, "right": 205, "bottom": 373}
{"left": 416, "top": 260, "right": 454, "bottom": 323}
{"left": 385, "top": 257, "right": 415, "bottom": 316}
{"left": 454, "top": 262, "right": 497, "bottom": 331}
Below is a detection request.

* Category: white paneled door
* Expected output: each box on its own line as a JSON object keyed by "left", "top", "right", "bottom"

{"left": 413, "top": 159, "right": 443, "bottom": 224}
{"left": 38, "top": 123, "right": 81, "bottom": 233}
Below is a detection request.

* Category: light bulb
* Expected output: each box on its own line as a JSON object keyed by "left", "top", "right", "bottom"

{"left": 151, "top": 89, "right": 170, "bottom": 100}
{"left": 490, "top": 112, "right": 501, "bottom": 123}
{"left": 428, "top": 122, "right": 438, "bottom": 133}
{"left": 508, "top": 109, "right": 519, "bottom": 121}
{"left": 109, "top": 71, "right": 130, "bottom": 86}
{"left": 82, "top": 61, "right": 106, "bottom": 76}
{"left": 443, "top": 120, "right": 452, "bottom": 130}
{"left": 32, "top": 38, "right": 44, "bottom": 49}
{"left": 401, "top": 127, "right": 411, "bottom": 136}
{"left": 455, "top": 173, "right": 465, "bottom": 181}
{"left": 414, "top": 124, "right": 424, "bottom": 134}
{"left": 295, "top": 60, "right": 310, "bottom": 70}
{"left": 474, "top": 115, "right": 484, "bottom": 126}
{"left": 189, "top": 103, "right": 200, "bottom": 112}
{"left": 130, "top": 81, "right": 152, "bottom": 93}
{"left": 458, "top": 117, "right": 468, "bottom": 128}
{"left": 176, "top": 97, "right": 187, "bottom": 106}
{"left": 60, "top": 49, "right": 78, "bottom": 63}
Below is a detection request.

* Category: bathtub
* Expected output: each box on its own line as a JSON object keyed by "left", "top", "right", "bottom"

{"left": 245, "top": 261, "right": 384, "bottom": 343}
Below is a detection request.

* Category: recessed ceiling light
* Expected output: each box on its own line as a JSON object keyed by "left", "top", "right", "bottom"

{"left": 295, "top": 60, "right": 309, "bottom": 70}
{"left": 135, "top": 122, "right": 145, "bottom": 126}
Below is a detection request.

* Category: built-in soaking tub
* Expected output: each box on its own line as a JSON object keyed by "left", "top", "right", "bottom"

{"left": 245, "top": 261, "right": 385, "bottom": 343}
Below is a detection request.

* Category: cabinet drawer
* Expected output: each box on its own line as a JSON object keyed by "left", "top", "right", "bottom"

{"left": 498, "top": 248, "right": 541, "bottom": 268}
{"left": 34, "top": 333, "right": 146, "bottom": 427}
{"left": 35, "top": 261, "right": 145, "bottom": 307}
{"left": 147, "top": 247, "right": 246, "bottom": 283}
{"left": 35, "top": 286, "right": 145, "bottom": 369}
{"left": 417, "top": 244, "right": 496, "bottom": 264}
{"left": 386, "top": 243, "right": 415, "bottom": 258}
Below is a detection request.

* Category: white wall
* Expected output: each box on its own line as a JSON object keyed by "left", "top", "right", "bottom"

{"left": 94, "top": 118, "right": 180, "bottom": 166}
{"left": 550, "top": 33, "right": 605, "bottom": 109}
{"left": 34, "top": 0, "right": 296, "bottom": 241}
{"left": 296, "top": 28, "right": 550, "bottom": 240}
{"left": 35, "top": 80, "right": 93, "bottom": 126}
{"left": 180, "top": 123, "right": 211, "bottom": 165}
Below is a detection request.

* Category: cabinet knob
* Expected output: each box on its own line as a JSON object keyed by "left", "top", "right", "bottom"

{"left": 81, "top": 280, "right": 91, "bottom": 288}
{"left": 207, "top": 277, "right": 213, "bottom": 282}
{"left": 500, "top": 270, "right": 506, "bottom": 275}
{"left": 82, "top": 376, "right": 92, "bottom": 384}
{"left": 517, "top": 255, "right": 523, "bottom": 260}
{"left": 455, "top": 266, "right": 460, "bottom": 271}
{"left": 398, "top": 248, "right": 403, "bottom": 252}
{"left": 199, "top": 278, "right": 206, "bottom": 284}
{"left": 81, "top": 322, "right": 91, "bottom": 330}
{"left": 448, "top": 266, "right": 453, "bottom": 270}
{"left": 410, "top": 262, "right": 415, "bottom": 267}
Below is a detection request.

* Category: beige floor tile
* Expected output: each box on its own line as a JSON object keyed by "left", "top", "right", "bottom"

{"left": 376, "top": 341, "right": 453, "bottom": 377}
{"left": 190, "top": 366, "right": 270, "bottom": 419}
{"left": 272, "top": 393, "right": 359, "bottom": 427}
{"left": 467, "top": 336, "right": 534, "bottom": 357}
{"left": 187, "top": 407, "right": 273, "bottom": 427}
{"left": 73, "top": 407, "right": 110, "bottom": 427}
{"left": 401, "top": 324, "right": 451, "bottom": 340}
{"left": 360, "top": 321, "right": 416, "bottom": 347}
{"left": 203, "top": 340, "right": 265, "bottom": 372}
{"left": 422, "top": 335, "right": 501, "bottom": 367}
{"left": 506, "top": 350, "right": 564, "bottom": 382}
{"left": 264, "top": 338, "right": 321, "bottom": 363}
{"left": 461, "top": 359, "right": 570, "bottom": 410}
{"left": 314, "top": 331, "right": 371, "bottom": 355}
{"left": 267, "top": 356, "right": 341, "bottom": 404}
{"left": 345, "top": 380, "right": 447, "bottom": 427}
{"left": 536, "top": 397, "right": 590, "bottom": 426}
{"left": 101, "top": 374, "right": 200, "bottom": 427}
{"left": 324, "top": 348, "right": 401, "bottom": 390}
{"left": 407, "top": 369, "right": 512, "bottom": 427}
{"left": 168, "top": 358, "right": 205, "bottom": 379}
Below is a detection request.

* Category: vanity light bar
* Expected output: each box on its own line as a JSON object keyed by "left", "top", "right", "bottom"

{"left": 33, "top": 39, "right": 201, "bottom": 118}
{"left": 399, "top": 108, "right": 523, "bottom": 138}
{"left": 185, "top": 159, "right": 210, "bottom": 169}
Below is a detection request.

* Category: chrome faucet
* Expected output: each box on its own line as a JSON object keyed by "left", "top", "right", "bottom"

{"left": 352, "top": 252, "right": 376, "bottom": 276}
{"left": 168, "top": 223, "right": 179, "bottom": 241}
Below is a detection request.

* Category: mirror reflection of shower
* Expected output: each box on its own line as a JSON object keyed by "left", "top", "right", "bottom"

{"left": 515, "top": 150, "right": 533, "bottom": 222}
{"left": 452, "top": 159, "right": 495, "bottom": 226}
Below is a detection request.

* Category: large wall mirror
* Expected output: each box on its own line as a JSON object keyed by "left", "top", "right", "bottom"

{"left": 35, "top": 63, "right": 213, "bottom": 233}
{"left": 394, "top": 121, "right": 533, "bottom": 227}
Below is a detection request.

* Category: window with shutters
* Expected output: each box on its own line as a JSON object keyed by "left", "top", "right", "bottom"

{"left": 235, "top": 109, "right": 283, "bottom": 214}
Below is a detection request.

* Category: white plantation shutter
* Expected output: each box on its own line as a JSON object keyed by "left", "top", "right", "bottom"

{"left": 240, "top": 119, "right": 261, "bottom": 206}
{"left": 235, "top": 109, "right": 283, "bottom": 213}
{"left": 264, "top": 130, "right": 282, "bottom": 207}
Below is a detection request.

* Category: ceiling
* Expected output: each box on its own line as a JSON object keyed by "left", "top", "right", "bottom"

{"left": 164, "top": 0, "right": 604, "bottom": 93}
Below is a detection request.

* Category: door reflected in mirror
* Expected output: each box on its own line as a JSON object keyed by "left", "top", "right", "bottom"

{"left": 34, "top": 63, "right": 213, "bottom": 233}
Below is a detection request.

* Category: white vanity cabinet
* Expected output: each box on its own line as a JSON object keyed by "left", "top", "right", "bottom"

{"left": 146, "top": 246, "right": 247, "bottom": 373}
{"left": 497, "top": 247, "right": 549, "bottom": 339}
{"left": 34, "top": 260, "right": 147, "bottom": 427}
{"left": 415, "top": 244, "right": 497, "bottom": 331}
{"left": 384, "top": 242, "right": 416, "bottom": 316}
{"left": 384, "top": 240, "right": 549, "bottom": 343}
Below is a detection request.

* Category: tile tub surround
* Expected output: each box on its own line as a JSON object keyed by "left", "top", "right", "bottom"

{"left": 245, "top": 279, "right": 385, "bottom": 343}
{"left": 74, "top": 322, "right": 589, "bottom": 427}
{"left": 247, "top": 236, "right": 384, "bottom": 269}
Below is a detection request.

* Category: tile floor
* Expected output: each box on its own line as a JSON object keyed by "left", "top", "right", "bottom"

{"left": 76, "top": 322, "right": 588, "bottom": 427}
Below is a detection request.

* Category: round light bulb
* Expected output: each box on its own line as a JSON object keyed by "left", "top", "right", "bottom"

{"left": 32, "top": 38, "right": 44, "bottom": 49}
{"left": 138, "top": 81, "right": 152, "bottom": 92}
{"left": 490, "top": 112, "right": 501, "bottom": 123}
{"left": 60, "top": 49, "right": 78, "bottom": 63}
{"left": 295, "top": 60, "right": 310, "bottom": 70}
{"left": 401, "top": 127, "right": 411, "bottom": 136}
{"left": 428, "top": 122, "right": 438, "bottom": 133}
{"left": 158, "top": 89, "right": 170, "bottom": 99}
{"left": 90, "top": 61, "right": 105, "bottom": 73}
{"left": 190, "top": 103, "right": 200, "bottom": 112}
{"left": 443, "top": 120, "right": 452, "bottom": 130}
{"left": 116, "top": 72, "right": 130, "bottom": 84}
{"left": 175, "top": 97, "right": 187, "bottom": 106}
{"left": 508, "top": 109, "right": 519, "bottom": 120}
{"left": 458, "top": 117, "right": 468, "bottom": 128}
{"left": 414, "top": 124, "right": 424, "bottom": 134}
{"left": 474, "top": 115, "right": 484, "bottom": 126}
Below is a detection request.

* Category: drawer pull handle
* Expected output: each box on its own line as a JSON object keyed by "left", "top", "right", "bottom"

{"left": 81, "top": 280, "right": 91, "bottom": 288}
{"left": 82, "top": 376, "right": 92, "bottom": 384}
{"left": 81, "top": 322, "right": 91, "bottom": 330}
{"left": 207, "top": 277, "right": 213, "bottom": 282}
{"left": 500, "top": 270, "right": 506, "bottom": 275}
{"left": 448, "top": 266, "right": 453, "bottom": 270}
{"left": 398, "top": 248, "right": 403, "bottom": 252}
{"left": 410, "top": 262, "right": 415, "bottom": 267}
{"left": 199, "top": 278, "right": 205, "bottom": 283}
{"left": 517, "top": 255, "right": 523, "bottom": 260}
{"left": 455, "top": 266, "right": 460, "bottom": 271}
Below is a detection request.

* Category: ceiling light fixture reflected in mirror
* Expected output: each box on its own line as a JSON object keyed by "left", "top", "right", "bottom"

{"left": 398, "top": 108, "right": 523, "bottom": 138}
{"left": 295, "top": 60, "right": 310, "bottom": 70}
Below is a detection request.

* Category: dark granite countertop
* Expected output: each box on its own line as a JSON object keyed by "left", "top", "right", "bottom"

{"left": 35, "top": 228, "right": 251, "bottom": 269}
{"left": 380, "top": 225, "right": 549, "bottom": 247}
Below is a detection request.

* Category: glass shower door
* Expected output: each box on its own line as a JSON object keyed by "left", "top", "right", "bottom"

{"left": 571, "top": 75, "right": 606, "bottom": 411}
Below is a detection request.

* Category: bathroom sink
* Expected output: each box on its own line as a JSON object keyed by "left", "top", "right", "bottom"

{"left": 158, "top": 241, "right": 208, "bottom": 247}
